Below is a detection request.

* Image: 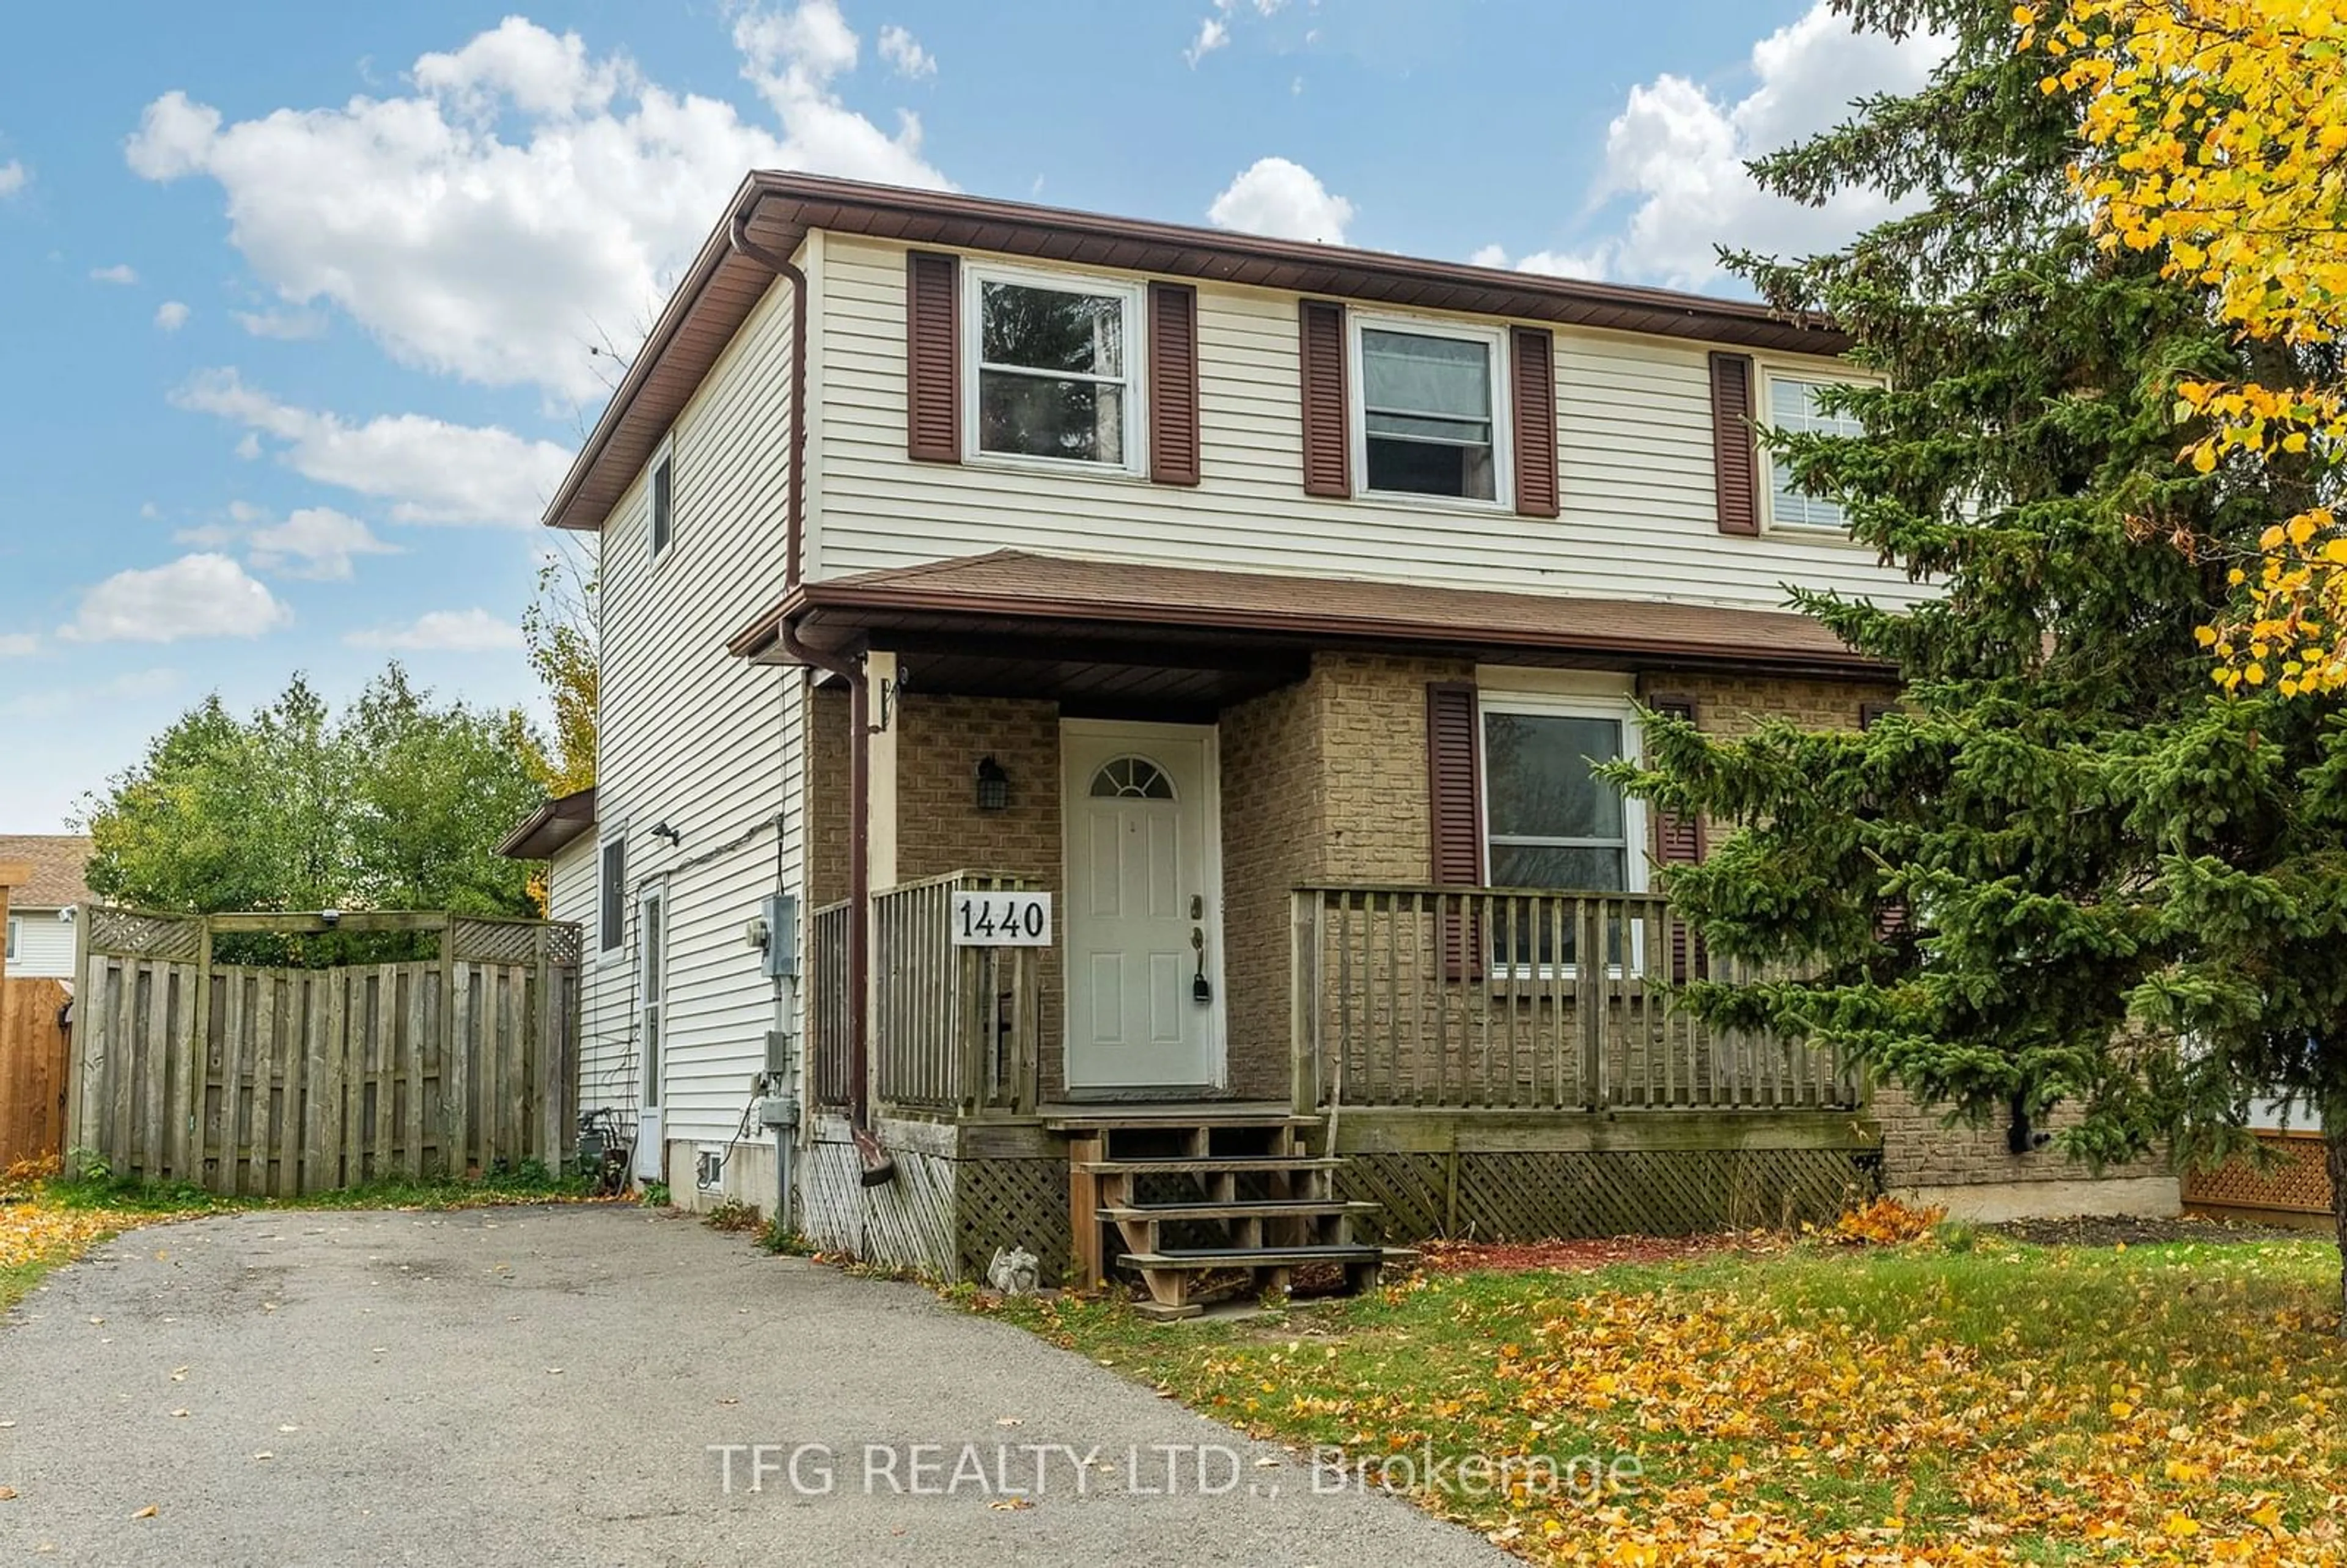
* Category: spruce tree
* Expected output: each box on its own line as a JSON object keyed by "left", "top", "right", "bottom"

{"left": 1616, "top": 0, "right": 2347, "bottom": 1329}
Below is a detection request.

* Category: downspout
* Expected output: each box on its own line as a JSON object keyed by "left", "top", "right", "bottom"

{"left": 729, "top": 199, "right": 895, "bottom": 1187}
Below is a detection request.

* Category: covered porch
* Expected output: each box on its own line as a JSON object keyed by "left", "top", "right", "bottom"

{"left": 740, "top": 551, "right": 1891, "bottom": 1289}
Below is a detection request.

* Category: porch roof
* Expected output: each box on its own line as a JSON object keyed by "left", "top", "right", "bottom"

{"left": 728, "top": 551, "right": 1892, "bottom": 698}
{"left": 494, "top": 787, "right": 598, "bottom": 862}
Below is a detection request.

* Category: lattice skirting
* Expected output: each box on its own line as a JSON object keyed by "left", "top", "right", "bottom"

{"left": 798, "top": 1129, "right": 1070, "bottom": 1286}
{"left": 2184, "top": 1131, "right": 2337, "bottom": 1218}
{"left": 1338, "top": 1148, "right": 1878, "bottom": 1244}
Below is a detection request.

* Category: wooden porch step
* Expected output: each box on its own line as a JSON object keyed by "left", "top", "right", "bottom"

{"left": 1100, "top": 1199, "right": 1376, "bottom": 1223}
{"left": 1045, "top": 1107, "right": 1319, "bottom": 1132}
{"left": 1074, "top": 1157, "right": 1343, "bottom": 1176}
{"left": 1120, "top": 1245, "right": 1384, "bottom": 1269}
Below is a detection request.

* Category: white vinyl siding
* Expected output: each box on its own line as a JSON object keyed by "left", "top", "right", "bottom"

{"left": 805, "top": 233, "right": 1925, "bottom": 610}
{"left": 2, "top": 909, "right": 76, "bottom": 980}
{"left": 594, "top": 265, "right": 807, "bottom": 1149}
{"left": 545, "top": 842, "right": 630, "bottom": 1119}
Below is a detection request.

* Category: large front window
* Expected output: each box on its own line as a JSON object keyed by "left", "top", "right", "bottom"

{"left": 1356, "top": 321, "right": 1504, "bottom": 502}
{"left": 1480, "top": 700, "right": 1644, "bottom": 971}
{"left": 1482, "top": 707, "right": 1637, "bottom": 892}
{"left": 971, "top": 271, "right": 1138, "bottom": 468}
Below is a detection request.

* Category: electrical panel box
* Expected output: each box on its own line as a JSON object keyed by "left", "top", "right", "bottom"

{"left": 761, "top": 892, "right": 799, "bottom": 980}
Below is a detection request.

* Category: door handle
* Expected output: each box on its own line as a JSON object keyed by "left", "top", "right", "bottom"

{"left": 1191, "top": 926, "right": 1211, "bottom": 1004}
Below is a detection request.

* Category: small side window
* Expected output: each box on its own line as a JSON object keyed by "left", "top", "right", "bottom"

{"left": 1762, "top": 375, "right": 1864, "bottom": 533}
{"left": 598, "top": 837, "right": 626, "bottom": 953}
{"left": 650, "top": 447, "right": 675, "bottom": 558}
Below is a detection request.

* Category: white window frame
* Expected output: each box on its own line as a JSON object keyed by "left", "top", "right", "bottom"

{"left": 3, "top": 915, "right": 16, "bottom": 964}
{"left": 595, "top": 828, "right": 628, "bottom": 959}
{"left": 1348, "top": 309, "right": 1514, "bottom": 511}
{"left": 647, "top": 436, "right": 676, "bottom": 562}
{"left": 637, "top": 882, "right": 666, "bottom": 1112}
{"left": 1477, "top": 691, "right": 1648, "bottom": 978}
{"left": 961, "top": 260, "right": 1149, "bottom": 478}
{"left": 1757, "top": 366, "right": 1875, "bottom": 537}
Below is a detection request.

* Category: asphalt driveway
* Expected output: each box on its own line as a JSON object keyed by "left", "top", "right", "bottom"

{"left": 0, "top": 1206, "right": 1509, "bottom": 1567}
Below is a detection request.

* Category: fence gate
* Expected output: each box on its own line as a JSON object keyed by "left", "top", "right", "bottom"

{"left": 0, "top": 978, "right": 70, "bottom": 1168}
{"left": 66, "top": 908, "right": 581, "bottom": 1195}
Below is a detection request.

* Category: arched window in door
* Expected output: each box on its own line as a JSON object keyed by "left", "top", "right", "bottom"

{"left": 1088, "top": 755, "right": 1175, "bottom": 800}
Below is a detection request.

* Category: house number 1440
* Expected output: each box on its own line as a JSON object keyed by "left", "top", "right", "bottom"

{"left": 950, "top": 892, "right": 1052, "bottom": 947}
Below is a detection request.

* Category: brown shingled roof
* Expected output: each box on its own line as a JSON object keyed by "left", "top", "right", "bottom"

{"left": 0, "top": 835, "right": 94, "bottom": 909}
{"left": 731, "top": 550, "right": 1886, "bottom": 681}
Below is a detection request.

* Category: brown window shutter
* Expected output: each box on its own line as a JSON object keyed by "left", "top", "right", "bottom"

{"left": 1646, "top": 695, "right": 1706, "bottom": 981}
{"left": 1708, "top": 351, "right": 1759, "bottom": 535}
{"left": 1148, "top": 282, "right": 1201, "bottom": 486}
{"left": 1427, "top": 681, "right": 1485, "bottom": 980}
{"left": 1510, "top": 326, "right": 1559, "bottom": 519}
{"left": 1298, "top": 299, "right": 1350, "bottom": 498}
{"left": 905, "top": 251, "right": 960, "bottom": 463}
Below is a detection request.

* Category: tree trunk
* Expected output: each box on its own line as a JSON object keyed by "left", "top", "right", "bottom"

{"left": 2330, "top": 1121, "right": 2347, "bottom": 1339}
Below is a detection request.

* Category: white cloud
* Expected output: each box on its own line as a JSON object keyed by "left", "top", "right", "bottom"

{"left": 1185, "top": 18, "right": 1229, "bottom": 65}
{"left": 1469, "top": 243, "right": 1611, "bottom": 282}
{"left": 1207, "top": 156, "right": 1352, "bottom": 244}
{"left": 154, "top": 299, "right": 191, "bottom": 331}
{"left": 61, "top": 554, "right": 292, "bottom": 644}
{"left": 125, "top": 7, "right": 948, "bottom": 403}
{"left": 346, "top": 608, "right": 524, "bottom": 653}
{"left": 0, "top": 161, "right": 25, "bottom": 198}
{"left": 233, "top": 307, "right": 328, "bottom": 340}
{"left": 0, "top": 632, "right": 39, "bottom": 658}
{"left": 90, "top": 263, "right": 139, "bottom": 285}
{"left": 1566, "top": 1, "right": 1949, "bottom": 290}
{"left": 877, "top": 24, "right": 935, "bottom": 79}
{"left": 171, "top": 369, "right": 571, "bottom": 527}
{"left": 178, "top": 505, "right": 399, "bottom": 581}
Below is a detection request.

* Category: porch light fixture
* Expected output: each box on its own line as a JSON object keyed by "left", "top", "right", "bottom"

{"left": 974, "top": 756, "right": 1010, "bottom": 812}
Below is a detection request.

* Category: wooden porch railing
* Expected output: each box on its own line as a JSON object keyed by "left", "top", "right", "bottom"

{"left": 807, "top": 871, "right": 1044, "bottom": 1120}
{"left": 1290, "top": 885, "right": 1860, "bottom": 1113}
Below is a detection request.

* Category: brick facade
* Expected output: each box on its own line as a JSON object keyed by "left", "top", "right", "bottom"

{"left": 799, "top": 652, "right": 2169, "bottom": 1216}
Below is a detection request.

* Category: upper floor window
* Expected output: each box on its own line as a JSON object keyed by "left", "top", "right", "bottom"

{"left": 1763, "top": 374, "right": 1864, "bottom": 533}
{"left": 649, "top": 442, "right": 675, "bottom": 558}
{"left": 1353, "top": 318, "right": 1509, "bottom": 504}
{"left": 967, "top": 266, "right": 1144, "bottom": 472}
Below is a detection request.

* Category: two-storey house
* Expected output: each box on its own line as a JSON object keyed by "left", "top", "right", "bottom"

{"left": 510, "top": 174, "right": 2178, "bottom": 1311}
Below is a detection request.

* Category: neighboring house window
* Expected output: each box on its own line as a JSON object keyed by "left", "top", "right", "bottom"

{"left": 649, "top": 443, "right": 675, "bottom": 558}
{"left": 638, "top": 885, "right": 664, "bottom": 1110}
{"left": 599, "top": 837, "right": 626, "bottom": 954}
{"left": 966, "top": 265, "right": 1144, "bottom": 471}
{"left": 3, "top": 917, "right": 15, "bottom": 964}
{"left": 1763, "top": 373, "right": 1864, "bottom": 532}
{"left": 1353, "top": 317, "right": 1509, "bottom": 504}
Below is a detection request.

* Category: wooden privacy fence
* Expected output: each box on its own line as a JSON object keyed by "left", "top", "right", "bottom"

{"left": 2184, "top": 1129, "right": 2337, "bottom": 1225}
{"left": 1, "top": 978, "right": 71, "bottom": 1168}
{"left": 1291, "top": 885, "right": 1862, "bottom": 1113}
{"left": 67, "top": 908, "right": 581, "bottom": 1195}
{"left": 812, "top": 871, "right": 1043, "bottom": 1119}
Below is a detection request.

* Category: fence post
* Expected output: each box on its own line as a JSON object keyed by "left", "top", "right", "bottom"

{"left": 1289, "top": 891, "right": 1319, "bottom": 1116}
{"left": 1578, "top": 898, "right": 1606, "bottom": 1108}
{"left": 182, "top": 915, "right": 213, "bottom": 1184}
{"left": 64, "top": 901, "right": 93, "bottom": 1165}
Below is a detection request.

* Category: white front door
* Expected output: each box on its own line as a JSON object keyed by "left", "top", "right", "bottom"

{"left": 1062, "top": 720, "right": 1223, "bottom": 1091}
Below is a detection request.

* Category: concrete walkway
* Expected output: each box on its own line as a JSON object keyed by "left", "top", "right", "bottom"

{"left": 0, "top": 1206, "right": 1510, "bottom": 1566}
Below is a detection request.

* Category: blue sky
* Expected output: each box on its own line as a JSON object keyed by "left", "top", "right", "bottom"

{"left": 0, "top": 0, "right": 1938, "bottom": 831}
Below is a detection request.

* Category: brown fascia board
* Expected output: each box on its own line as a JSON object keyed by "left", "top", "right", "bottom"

{"left": 545, "top": 171, "right": 1847, "bottom": 535}
{"left": 727, "top": 581, "right": 1891, "bottom": 683}
{"left": 494, "top": 787, "right": 598, "bottom": 862}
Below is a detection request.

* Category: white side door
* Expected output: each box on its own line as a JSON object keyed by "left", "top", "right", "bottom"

{"left": 1062, "top": 722, "right": 1223, "bottom": 1090}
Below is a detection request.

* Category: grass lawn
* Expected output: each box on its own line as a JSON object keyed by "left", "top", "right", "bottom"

{"left": 0, "top": 1158, "right": 616, "bottom": 1314}
{"left": 979, "top": 1229, "right": 2347, "bottom": 1566}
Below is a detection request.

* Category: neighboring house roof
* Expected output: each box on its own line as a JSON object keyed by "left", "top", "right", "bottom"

{"left": 0, "top": 835, "right": 94, "bottom": 909}
{"left": 545, "top": 172, "right": 1849, "bottom": 536}
{"left": 729, "top": 549, "right": 1889, "bottom": 684}
{"left": 495, "top": 788, "right": 598, "bottom": 862}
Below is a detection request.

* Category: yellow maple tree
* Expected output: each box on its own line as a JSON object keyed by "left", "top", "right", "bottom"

{"left": 2026, "top": 0, "right": 2347, "bottom": 694}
